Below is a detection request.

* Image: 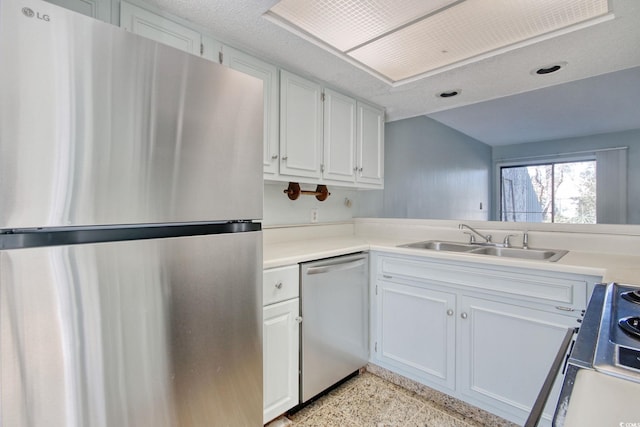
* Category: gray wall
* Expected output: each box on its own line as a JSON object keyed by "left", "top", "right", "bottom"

{"left": 492, "top": 129, "right": 640, "bottom": 224}
{"left": 359, "top": 116, "right": 492, "bottom": 220}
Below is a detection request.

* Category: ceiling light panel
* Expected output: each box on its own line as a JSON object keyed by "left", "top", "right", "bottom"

{"left": 266, "top": 0, "right": 611, "bottom": 84}
{"left": 268, "top": 0, "right": 460, "bottom": 52}
{"left": 348, "top": 0, "right": 610, "bottom": 82}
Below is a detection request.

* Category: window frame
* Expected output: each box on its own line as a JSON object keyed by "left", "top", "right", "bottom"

{"left": 494, "top": 153, "right": 596, "bottom": 223}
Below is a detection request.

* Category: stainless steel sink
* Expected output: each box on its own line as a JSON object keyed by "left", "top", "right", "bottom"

{"left": 400, "top": 241, "right": 475, "bottom": 252}
{"left": 398, "top": 240, "right": 568, "bottom": 262}
{"left": 468, "top": 246, "right": 568, "bottom": 262}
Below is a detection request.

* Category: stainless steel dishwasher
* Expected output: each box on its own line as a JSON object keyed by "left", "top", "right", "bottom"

{"left": 300, "top": 252, "right": 369, "bottom": 402}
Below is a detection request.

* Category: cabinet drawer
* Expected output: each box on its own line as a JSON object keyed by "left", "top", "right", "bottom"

{"left": 378, "top": 255, "right": 588, "bottom": 309}
{"left": 263, "top": 265, "right": 299, "bottom": 306}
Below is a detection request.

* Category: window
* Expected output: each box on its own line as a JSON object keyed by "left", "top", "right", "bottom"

{"left": 500, "top": 160, "right": 596, "bottom": 224}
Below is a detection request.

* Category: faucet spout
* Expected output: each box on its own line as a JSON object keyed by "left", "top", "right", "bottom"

{"left": 458, "top": 224, "right": 492, "bottom": 243}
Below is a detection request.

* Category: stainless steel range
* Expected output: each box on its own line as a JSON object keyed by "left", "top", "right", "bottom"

{"left": 593, "top": 283, "right": 640, "bottom": 381}
{"left": 554, "top": 282, "right": 640, "bottom": 426}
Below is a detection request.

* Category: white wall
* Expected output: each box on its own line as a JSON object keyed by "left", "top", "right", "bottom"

{"left": 359, "top": 116, "right": 492, "bottom": 220}
{"left": 263, "top": 182, "right": 374, "bottom": 226}
{"left": 264, "top": 116, "right": 493, "bottom": 225}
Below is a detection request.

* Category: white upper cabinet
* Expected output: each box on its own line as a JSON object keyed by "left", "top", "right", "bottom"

{"left": 223, "top": 47, "right": 279, "bottom": 176}
{"left": 200, "top": 34, "right": 223, "bottom": 63}
{"left": 277, "top": 71, "right": 384, "bottom": 188}
{"left": 357, "top": 101, "right": 385, "bottom": 186}
{"left": 279, "top": 71, "right": 323, "bottom": 179}
{"left": 44, "top": 0, "right": 112, "bottom": 22}
{"left": 115, "top": 2, "right": 383, "bottom": 188}
{"left": 120, "top": 1, "right": 202, "bottom": 57}
{"left": 322, "top": 89, "right": 357, "bottom": 182}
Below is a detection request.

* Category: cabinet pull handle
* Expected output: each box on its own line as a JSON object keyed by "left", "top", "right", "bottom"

{"left": 382, "top": 274, "right": 392, "bottom": 279}
{"left": 275, "top": 281, "right": 283, "bottom": 289}
{"left": 295, "top": 316, "right": 303, "bottom": 324}
{"left": 281, "top": 156, "right": 288, "bottom": 161}
{"left": 447, "top": 309, "right": 454, "bottom": 316}
{"left": 271, "top": 154, "right": 278, "bottom": 160}
{"left": 461, "top": 312, "right": 468, "bottom": 319}
{"left": 555, "top": 306, "right": 575, "bottom": 312}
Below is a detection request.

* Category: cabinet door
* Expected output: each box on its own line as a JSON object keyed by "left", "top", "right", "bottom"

{"left": 376, "top": 280, "right": 455, "bottom": 390}
{"left": 323, "top": 89, "right": 356, "bottom": 183}
{"left": 223, "top": 47, "right": 279, "bottom": 176}
{"left": 120, "top": 1, "right": 201, "bottom": 56}
{"left": 44, "top": 0, "right": 111, "bottom": 22}
{"left": 357, "top": 102, "right": 384, "bottom": 186}
{"left": 457, "top": 295, "right": 577, "bottom": 426}
{"left": 279, "top": 71, "right": 323, "bottom": 179}
{"left": 263, "top": 298, "right": 300, "bottom": 424}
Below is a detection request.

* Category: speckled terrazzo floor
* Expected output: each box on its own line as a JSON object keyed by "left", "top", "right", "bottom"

{"left": 271, "top": 371, "right": 514, "bottom": 427}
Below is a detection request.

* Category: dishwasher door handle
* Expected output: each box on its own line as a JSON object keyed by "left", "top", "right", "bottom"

{"left": 305, "top": 258, "right": 367, "bottom": 275}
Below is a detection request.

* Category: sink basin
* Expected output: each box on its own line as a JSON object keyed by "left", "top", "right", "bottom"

{"left": 469, "top": 246, "right": 568, "bottom": 262}
{"left": 400, "top": 241, "right": 475, "bottom": 252}
{"left": 398, "top": 240, "right": 568, "bottom": 262}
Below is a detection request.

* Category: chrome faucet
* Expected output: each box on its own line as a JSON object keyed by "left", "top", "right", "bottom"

{"left": 503, "top": 234, "right": 517, "bottom": 248}
{"left": 458, "top": 224, "right": 492, "bottom": 243}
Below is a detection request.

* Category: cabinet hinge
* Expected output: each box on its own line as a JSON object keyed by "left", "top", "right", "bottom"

{"left": 200, "top": 43, "right": 204, "bottom": 56}
{"left": 218, "top": 51, "right": 223, "bottom": 64}
{"left": 321, "top": 92, "right": 325, "bottom": 102}
{"left": 375, "top": 285, "right": 378, "bottom": 295}
{"left": 374, "top": 342, "right": 378, "bottom": 352}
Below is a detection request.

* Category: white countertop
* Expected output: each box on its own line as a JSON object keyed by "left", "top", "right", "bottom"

{"left": 263, "top": 222, "right": 640, "bottom": 283}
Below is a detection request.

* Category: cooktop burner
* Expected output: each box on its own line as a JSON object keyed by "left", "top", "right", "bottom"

{"left": 619, "top": 316, "right": 640, "bottom": 339}
{"left": 622, "top": 290, "right": 640, "bottom": 305}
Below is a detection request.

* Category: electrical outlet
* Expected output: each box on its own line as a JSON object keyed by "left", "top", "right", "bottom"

{"left": 310, "top": 208, "right": 318, "bottom": 223}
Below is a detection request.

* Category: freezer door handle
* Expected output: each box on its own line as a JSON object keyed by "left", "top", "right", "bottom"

{"left": 305, "top": 258, "right": 367, "bottom": 275}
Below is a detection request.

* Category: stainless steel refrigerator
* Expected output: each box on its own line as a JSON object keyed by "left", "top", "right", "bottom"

{"left": 0, "top": 0, "right": 264, "bottom": 425}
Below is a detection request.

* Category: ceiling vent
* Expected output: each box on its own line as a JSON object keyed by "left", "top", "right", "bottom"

{"left": 265, "top": 0, "right": 612, "bottom": 86}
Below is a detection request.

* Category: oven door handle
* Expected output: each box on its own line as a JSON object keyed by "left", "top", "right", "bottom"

{"left": 524, "top": 327, "right": 576, "bottom": 427}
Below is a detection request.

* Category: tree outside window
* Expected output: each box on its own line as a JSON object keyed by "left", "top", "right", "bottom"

{"left": 500, "top": 160, "right": 596, "bottom": 224}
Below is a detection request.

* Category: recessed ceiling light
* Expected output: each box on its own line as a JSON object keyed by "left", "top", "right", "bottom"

{"left": 439, "top": 90, "right": 460, "bottom": 98}
{"left": 532, "top": 61, "right": 567, "bottom": 75}
{"left": 265, "top": 0, "right": 612, "bottom": 86}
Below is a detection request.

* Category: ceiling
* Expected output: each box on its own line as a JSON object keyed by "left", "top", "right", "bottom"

{"left": 142, "top": 0, "right": 640, "bottom": 146}
{"left": 265, "top": 0, "right": 611, "bottom": 85}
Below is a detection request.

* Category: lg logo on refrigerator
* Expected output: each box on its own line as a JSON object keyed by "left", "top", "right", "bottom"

{"left": 22, "top": 7, "right": 50, "bottom": 21}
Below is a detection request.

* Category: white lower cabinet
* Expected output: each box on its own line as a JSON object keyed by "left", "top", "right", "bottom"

{"left": 457, "top": 295, "right": 577, "bottom": 425}
{"left": 263, "top": 265, "right": 300, "bottom": 424}
{"left": 376, "top": 280, "right": 455, "bottom": 390}
{"left": 371, "top": 252, "right": 600, "bottom": 427}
